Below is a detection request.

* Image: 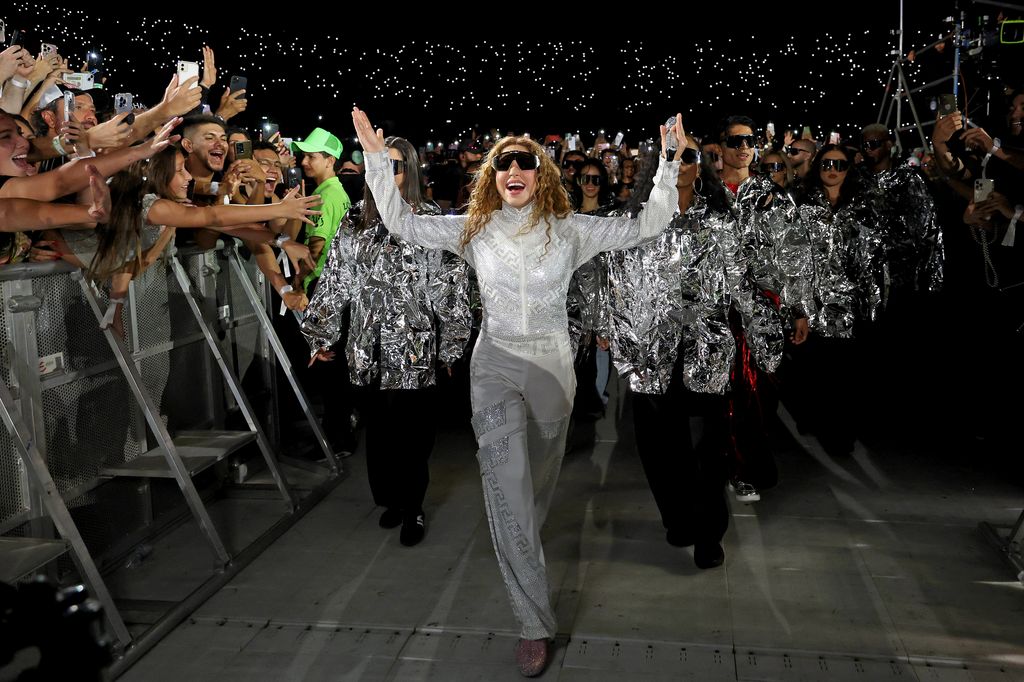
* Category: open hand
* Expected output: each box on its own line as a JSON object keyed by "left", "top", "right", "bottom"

{"left": 351, "top": 107, "right": 385, "bottom": 153}
{"left": 659, "top": 113, "right": 686, "bottom": 161}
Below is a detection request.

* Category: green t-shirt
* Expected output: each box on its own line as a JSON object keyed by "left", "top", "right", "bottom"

{"left": 303, "top": 175, "right": 351, "bottom": 291}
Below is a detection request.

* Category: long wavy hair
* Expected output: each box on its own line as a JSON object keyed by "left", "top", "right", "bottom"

{"left": 361, "top": 136, "right": 425, "bottom": 229}
{"left": 461, "top": 136, "right": 572, "bottom": 251}
{"left": 88, "top": 146, "right": 179, "bottom": 282}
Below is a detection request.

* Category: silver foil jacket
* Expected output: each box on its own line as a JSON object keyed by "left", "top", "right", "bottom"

{"left": 607, "top": 192, "right": 769, "bottom": 396}
{"left": 866, "top": 165, "right": 944, "bottom": 307}
{"left": 301, "top": 200, "right": 474, "bottom": 389}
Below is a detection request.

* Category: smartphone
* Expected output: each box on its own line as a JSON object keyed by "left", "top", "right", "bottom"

{"left": 285, "top": 167, "right": 303, "bottom": 190}
{"left": 9, "top": 29, "right": 22, "bottom": 48}
{"left": 234, "top": 140, "right": 253, "bottom": 160}
{"left": 62, "top": 90, "right": 75, "bottom": 123}
{"left": 41, "top": 43, "right": 57, "bottom": 57}
{"left": 766, "top": 122, "right": 775, "bottom": 137}
{"left": 0, "top": 21, "right": 6, "bottom": 45}
{"left": 261, "top": 120, "right": 279, "bottom": 141}
{"left": 85, "top": 51, "right": 102, "bottom": 70}
{"left": 114, "top": 92, "right": 133, "bottom": 114}
{"left": 613, "top": 131, "right": 624, "bottom": 147}
{"left": 229, "top": 75, "right": 247, "bottom": 95}
{"left": 63, "top": 72, "right": 94, "bottom": 90}
{"left": 802, "top": 125, "right": 813, "bottom": 139}
{"left": 974, "top": 178, "right": 995, "bottom": 203}
{"left": 568, "top": 135, "right": 577, "bottom": 151}
{"left": 177, "top": 60, "right": 200, "bottom": 88}
{"left": 829, "top": 131, "right": 841, "bottom": 145}
{"left": 938, "top": 94, "right": 958, "bottom": 116}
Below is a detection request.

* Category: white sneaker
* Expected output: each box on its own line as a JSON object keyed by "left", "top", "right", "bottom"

{"left": 729, "top": 479, "right": 760, "bottom": 503}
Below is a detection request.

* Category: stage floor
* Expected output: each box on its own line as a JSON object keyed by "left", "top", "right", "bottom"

{"left": 119, "top": 378, "right": 1024, "bottom": 681}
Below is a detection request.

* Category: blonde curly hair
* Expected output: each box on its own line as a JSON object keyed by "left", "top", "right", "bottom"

{"left": 460, "top": 136, "right": 572, "bottom": 251}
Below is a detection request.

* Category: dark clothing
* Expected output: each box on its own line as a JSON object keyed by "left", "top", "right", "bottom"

{"left": 363, "top": 387, "right": 437, "bottom": 513}
{"left": 632, "top": 351, "right": 730, "bottom": 545}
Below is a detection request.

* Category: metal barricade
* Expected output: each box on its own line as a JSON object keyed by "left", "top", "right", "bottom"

{"left": 0, "top": 242, "right": 340, "bottom": 656}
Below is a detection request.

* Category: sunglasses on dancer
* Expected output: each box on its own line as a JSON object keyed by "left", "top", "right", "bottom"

{"left": 761, "top": 162, "right": 786, "bottom": 173}
{"left": 679, "top": 148, "right": 702, "bottom": 165}
{"left": 862, "top": 138, "right": 888, "bottom": 151}
{"left": 578, "top": 174, "right": 602, "bottom": 186}
{"left": 786, "top": 145, "right": 812, "bottom": 156}
{"left": 561, "top": 158, "right": 584, "bottom": 171}
{"left": 820, "top": 158, "right": 850, "bottom": 172}
{"left": 492, "top": 150, "right": 541, "bottom": 172}
{"left": 703, "top": 150, "right": 720, "bottom": 162}
{"left": 724, "top": 134, "right": 756, "bottom": 149}
{"left": 391, "top": 159, "right": 407, "bottom": 175}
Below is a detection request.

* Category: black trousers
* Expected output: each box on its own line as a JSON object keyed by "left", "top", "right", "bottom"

{"left": 363, "top": 386, "right": 437, "bottom": 513}
{"left": 632, "top": 372, "right": 730, "bottom": 545}
{"left": 783, "top": 333, "right": 858, "bottom": 453}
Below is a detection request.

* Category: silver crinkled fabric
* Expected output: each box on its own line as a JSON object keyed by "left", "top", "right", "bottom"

{"left": 609, "top": 195, "right": 749, "bottom": 395}
{"left": 567, "top": 204, "right": 621, "bottom": 352}
{"left": 866, "top": 164, "right": 944, "bottom": 305}
{"left": 301, "top": 200, "right": 473, "bottom": 389}
{"left": 794, "top": 191, "right": 877, "bottom": 338}
{"left": 731, "top": 177, "right": 788, "bottom": 375}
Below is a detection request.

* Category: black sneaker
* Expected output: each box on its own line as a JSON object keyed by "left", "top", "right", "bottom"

{"left": 694, "top": 542, "right": 725, "bottom": 570}
{"left": 399, "top": 512, "right": 426, "bottom": 547}
{"left": 379, "top": 507, "right": 403, "bottom": 529}
{"left": 666, "top": 527, "right": 695, "bottom": 548}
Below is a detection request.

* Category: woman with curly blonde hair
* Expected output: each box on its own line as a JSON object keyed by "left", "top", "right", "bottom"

{"left": 352, "top": 107, "right": 686, "bottom": 678}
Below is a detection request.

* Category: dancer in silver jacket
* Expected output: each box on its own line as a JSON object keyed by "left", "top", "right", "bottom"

{"left": 353, "top": 107, "right": 685, "bottom": 677}
{"left": 303, "top": 136, "right": 473, "bottom": 546}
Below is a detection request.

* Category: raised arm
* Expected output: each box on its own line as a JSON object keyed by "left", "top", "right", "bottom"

{"left": 353, "top": 107, "right": 467, "bottom": 255}
{"left": 0, "top": 118, "right": 181, "bottom": 201}
{"left": 570, "top": 114, "right": 685, "bottom": 266}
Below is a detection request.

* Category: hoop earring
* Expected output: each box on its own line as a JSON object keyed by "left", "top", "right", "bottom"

{"left": 693, "top": 176, "right": 703, "bottom": 194}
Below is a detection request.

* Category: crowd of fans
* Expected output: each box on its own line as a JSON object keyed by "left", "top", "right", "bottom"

{"left": 1, "top": 32, "right": 1022, "bottom": 540}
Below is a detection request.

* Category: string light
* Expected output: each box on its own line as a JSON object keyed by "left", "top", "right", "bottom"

{"left": 6, "top": 3, "right": 945, "bottom": 146}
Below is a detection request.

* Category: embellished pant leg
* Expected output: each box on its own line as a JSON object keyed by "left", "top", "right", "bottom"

{"left": 469, "top": 337, "right": 574, "bottom": 640}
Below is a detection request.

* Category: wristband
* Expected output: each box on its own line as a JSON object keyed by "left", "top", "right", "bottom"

{"left": 988, "top": 137, "right": 1002, "bottom": 155}
{"left": 278, "top": 284, "right": 294, "bottom": 316}
{"left": 273, "top": 233, "right": 290, "bottom": 248}
{"left": 10, "top": 77, "right": 30, "bottom": 88}
{"left": 52, "top": 135, "right": 67, "bottom": 156}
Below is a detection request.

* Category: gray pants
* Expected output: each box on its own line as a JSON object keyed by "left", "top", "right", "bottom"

{"left": 469, "top": 333, "right": 575, "bottom": 640}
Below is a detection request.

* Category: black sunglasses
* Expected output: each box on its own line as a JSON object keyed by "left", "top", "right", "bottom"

{"left": 761, "top": 162, "right": 786, "bottom": 173}
{"left": 578, "top": 174, "right": 602, "bottom": 186}
{"left": 862, "top": 138, "right": 887, "bottom": 151}
{"left": 561, "top": 158, "right": 584, "bottom": 171}
{"left": 391, "top": 159, "right": 407, "bottom": 175}
{"left": 786, "top": 145, "right": 811, "bottom": 156}
{"left": 680, "top": 148, "right": 702, "bottom": 165}
{"left": 703, "top": 150, "right": 720, "bottom": 162}
{"left": 821, "top": 158, "right": 850, "bottom": 172}
{"left": 492, "top": 150, "right": 540, "bottom": 172}
{"left": 724, "top": 134, "right": 756, "bottom": 149}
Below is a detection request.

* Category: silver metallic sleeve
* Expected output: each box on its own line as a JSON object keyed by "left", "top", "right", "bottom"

{"left": 570, "top": 156, "right": 680, "bottom": 266}
{"left": 432, "top": 251, "right": 475, "bottom": 366}
{"left": 300, "top": 210, "right": 358, "bottom": 356}
{"left": 364, "top": 150, "right": 469, "bottom": 258}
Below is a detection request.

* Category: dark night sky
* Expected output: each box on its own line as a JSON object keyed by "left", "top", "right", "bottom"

{"left": 4, "top": 2, "right": 1021, "bottom": 150}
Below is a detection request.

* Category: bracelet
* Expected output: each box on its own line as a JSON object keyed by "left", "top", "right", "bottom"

{"left": 1003, "top": 205, "right": 1023, "bottom": 248}
{"left": 988, "top": 137, "right": 1002, "bottom": 155}
{"left": 51, "top": 135, "right": 67, "bottom": 156}
{"left": 278, "top": 284, "right": 294, "bottom": 296}
{"left": 10, "top": 77, "right": 30, "bottom": 88}
{"left": 273, "top": 233, "right": 290, "bottom": 248}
